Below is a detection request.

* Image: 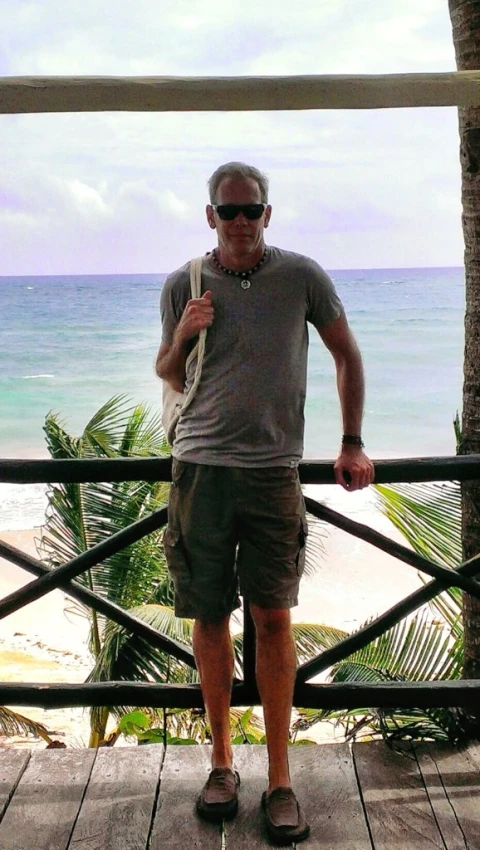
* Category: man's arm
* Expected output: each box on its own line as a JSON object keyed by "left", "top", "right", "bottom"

{"left": 156, "top": 290, "right": 214, "bottom": 392}
{"left": 317, "top": 312, "right": 375, "bottom": 491}
{"left": 155, "top": 339, "right": 189, "bottom": 393}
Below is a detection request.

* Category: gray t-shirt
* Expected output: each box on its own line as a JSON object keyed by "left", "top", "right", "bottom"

{"left": 160, "top": 246, "right": 343, "bottom": 467}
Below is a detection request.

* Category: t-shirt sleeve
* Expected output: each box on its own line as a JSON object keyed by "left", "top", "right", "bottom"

{"left": 160, "top": 267, "right": 190, "bottom": 345}
{"left": 305, "top": 261, "right": 343, "bottom": 329}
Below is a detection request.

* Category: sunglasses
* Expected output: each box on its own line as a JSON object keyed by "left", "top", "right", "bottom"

{"left": 212, "top": 203, "right": 266, "bottom": 221}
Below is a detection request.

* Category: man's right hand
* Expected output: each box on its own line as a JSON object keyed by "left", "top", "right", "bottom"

{"left": 175, "top": 290, "right": 214, "bottom": 344}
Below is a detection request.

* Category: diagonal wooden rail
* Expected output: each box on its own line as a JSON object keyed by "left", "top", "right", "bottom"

{"left": 0, "top": 536, "right": 196, "bottom": 668}
{"left": 297, "top": 548, "right": 480, "bottom": 683}
{"left": 1, "top": 491, "right": 479, "bottom": 624}
{"left": 0, "top": 506, "right": 169, "bottom": 620}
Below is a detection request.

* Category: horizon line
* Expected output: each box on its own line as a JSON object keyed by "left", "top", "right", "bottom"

{"left": 0, "top": 264, "right": 465, "bottom": 280}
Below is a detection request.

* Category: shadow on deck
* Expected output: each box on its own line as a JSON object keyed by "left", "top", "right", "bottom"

{"left": 1, "top": 740, "right": 480, "bottom": 849}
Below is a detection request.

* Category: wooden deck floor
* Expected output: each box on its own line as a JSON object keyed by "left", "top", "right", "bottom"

{"left": 0, "top": 740, "right": 480, "bottom": 849}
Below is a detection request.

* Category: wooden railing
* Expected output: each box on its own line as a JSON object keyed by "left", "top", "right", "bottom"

{"left": 2, "top": 71, "right": 480, "bottom": 113}
{"left": 1, "top": 455, "right": 479, "bottom": 714}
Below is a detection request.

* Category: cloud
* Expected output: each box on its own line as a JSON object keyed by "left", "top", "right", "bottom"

{"left": 2, "top": 0, "right": 454, "bottom": 76}
{"left": 67, "top": 179, "right": 111, "bottom": 218}
{"left": 0, "top": 0, "right": 464, "bottom": 273}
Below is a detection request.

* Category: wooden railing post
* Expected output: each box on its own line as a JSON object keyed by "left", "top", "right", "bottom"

{"left": 243, "top": 603, "right": 257, "bottom": 697}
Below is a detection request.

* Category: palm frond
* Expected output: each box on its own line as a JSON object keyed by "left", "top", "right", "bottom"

{"left": 88, "top": 603, "right": 194, "bottom": 684}
{"left": 81, "top": 395, "right": 139, "bottom": 456}
{"left": 117, "top": 403, "right": 170, "bottom": 457}
{"left": 292, "top": 623, "right": 347, "bottom": 664}
{"left": 39, "top": 399, "right": 171, "bottom": 620}
{"left": 0, "top": 707, "right": 53, "bottom": 744}
{"left": 332, "top": 612, "right": 462, "bottom": 683}
{"left": 87, "top": 602, "right": 196, "bottom": 731}
{"left": 373, "top": 481, "right": 463, "bottom": 632}
{"left": 295, "top": 610, "right": 465, "bottom": 743}
{"left": 303, "top": 512, "right": 328, "bottom": 577}
{"left": 231, "top": 622, "right": 346, "bottom": 678}
{"left": 373, "top": 482, "right": 462, "bottom": 570}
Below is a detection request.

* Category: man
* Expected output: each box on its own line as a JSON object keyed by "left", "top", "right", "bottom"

{"left": 156, "top": 162, "right": 374, "bottom": 844}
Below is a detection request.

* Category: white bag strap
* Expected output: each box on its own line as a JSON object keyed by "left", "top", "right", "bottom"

{"left": 177, "top": 257, "right": 207, "bottom": 416}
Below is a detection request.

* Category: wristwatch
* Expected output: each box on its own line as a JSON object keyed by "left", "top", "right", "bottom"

{"left": 342, "top": 434, "right": 365, "bottom": 449}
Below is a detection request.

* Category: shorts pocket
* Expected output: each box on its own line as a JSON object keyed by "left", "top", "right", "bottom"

{"left": 163, "top": 526, "right": 192, "bottom": 590}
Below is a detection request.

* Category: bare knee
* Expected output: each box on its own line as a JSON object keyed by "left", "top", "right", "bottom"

{"left": 249, "top": 603, "right": 291, "bottom": 639}
{"left": 194, "top": 614, "right": 231, "bottom": 642}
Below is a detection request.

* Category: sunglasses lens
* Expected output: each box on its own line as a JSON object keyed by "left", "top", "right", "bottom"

{"left": 244, "top": 204, "right": 265, "bottom": 219}
{"left": 216, "top": 205, "right": 238, "bottom": 220}
{"left": 215, "top": 204, "right": 265, "bottom": 220}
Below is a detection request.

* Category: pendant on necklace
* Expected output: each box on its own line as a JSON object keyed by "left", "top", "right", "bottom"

{"left": 241, "top": 279, "right": 251, "bottom": 290}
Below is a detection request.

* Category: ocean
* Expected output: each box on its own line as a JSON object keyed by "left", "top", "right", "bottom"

{"left": 0, "top": 266, "right": 465, "bottom": 530}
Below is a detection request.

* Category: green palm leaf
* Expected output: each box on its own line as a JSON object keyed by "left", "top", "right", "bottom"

{"left": 295, "top": 611, "right": 464, "bottom": 743}
{"left": 80, "top": 395, "right": 168, "bottom": 457}
{"left": 39, "top": 398, "right": 170, "bottom": 615}
{"left": 37, "top": 397, "right": 176, "bottom": 743}
{"left": 333, "top": 612, "right": 462, "bottom": 683}
{"left": 374, "top": 482, "right": 462, "bottom": 569}
{"left": 373, "top": 482, "right": 463, "bottom": 630}
{"left": 292, "top": 623, "right": 346, "bottom": 663}
{"left": 232, "top": 621, "right": 346, "bottom": 678}
{"left": 87, "top": 603, "right": 196, "bottom": 731}
{"left": 88, "top": 604, "right": 195, "bottom": 684}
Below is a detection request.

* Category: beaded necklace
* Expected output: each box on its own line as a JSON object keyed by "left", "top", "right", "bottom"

{"left": 211, "top": 247, "right": 268, "bottom": 290}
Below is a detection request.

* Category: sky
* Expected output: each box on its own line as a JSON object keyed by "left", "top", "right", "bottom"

{"left": 0, "top": 0, "right": 465, "bottom": 274}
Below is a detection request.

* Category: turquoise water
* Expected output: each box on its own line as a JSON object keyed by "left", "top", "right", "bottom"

{"left": 0, "top": 266, "right": 465, "bottom": 527}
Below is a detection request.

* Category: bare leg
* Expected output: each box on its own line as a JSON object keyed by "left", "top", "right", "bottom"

{"left": 250, "top": 603, "right": 296, "bottom": 791}
{"left": 193, "top": 615, "right": 234, "bottom": 770}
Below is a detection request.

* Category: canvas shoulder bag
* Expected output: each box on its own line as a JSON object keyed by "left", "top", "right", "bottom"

{"left": 162, "top": 257, "right": 206, "bottom": 445}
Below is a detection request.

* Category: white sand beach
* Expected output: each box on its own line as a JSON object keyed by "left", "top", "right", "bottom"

{"left": 0, "top": 528, "right": 92, "bottom": 748}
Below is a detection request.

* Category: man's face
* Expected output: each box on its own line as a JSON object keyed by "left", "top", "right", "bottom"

{"left": 206, "top": 177, "right": 271, "bottom": 257}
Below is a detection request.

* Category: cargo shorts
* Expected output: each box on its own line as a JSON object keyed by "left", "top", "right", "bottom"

{"left": 163, "top": 460, "right": 308, "bottom": 621}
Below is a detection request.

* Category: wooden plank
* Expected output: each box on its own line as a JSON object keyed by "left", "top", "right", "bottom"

{"left": 227, "top": 744, "right": 372, "bottom": 849}
{"left": 0, "top": 749, "right": 30, "bottom": 821}
{"left": 2, "top": 71, "right": 480, "bottom": 116}
{"left": 289, "top": 744, "right": 372, "bottom": 850}
{"left": 69, "top": 744, "right": 162, "bottom": 850}
{"left": 414, "top": 743, "right": 469, "bottom": 850}
{"left": 353, "top": 740, "right": 445, "bottom": 849}
{"left": 416, "top": 742, "right": 480, "bottom": 850}
{"left": 224, "top": 746, "right": 278, "bottom": 849}
{"left": 150, "top": 744, "right": 221, "bottom": 850}
{"left": 0, "top": 748, "right": 96, "bottom": 850}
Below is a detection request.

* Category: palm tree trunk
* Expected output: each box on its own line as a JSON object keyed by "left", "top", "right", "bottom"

{"left": 449, "top": 0, "right": 480, "bottom": 681}
{"left": 88, "top": 707, "right": 110, "bottom": 748}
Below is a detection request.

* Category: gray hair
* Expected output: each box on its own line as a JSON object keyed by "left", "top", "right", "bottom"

{"left": 207, "top": 162, "right": 269, "bottom": 204}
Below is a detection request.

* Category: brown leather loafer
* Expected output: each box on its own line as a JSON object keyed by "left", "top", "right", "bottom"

{"left": 261, "top": 786, "right": 310, "bottom": 845}
{"left": 196, "top": 767, "right": 240, "bottom": 822}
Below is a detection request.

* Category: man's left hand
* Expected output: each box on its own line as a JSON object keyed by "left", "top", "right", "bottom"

{"left": 334, "top": 445, "right": 375, "bottom": 491}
